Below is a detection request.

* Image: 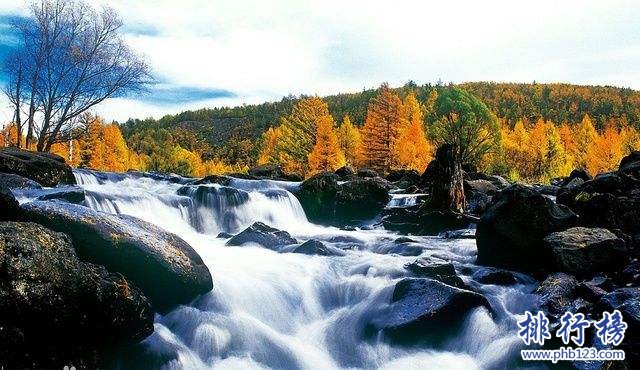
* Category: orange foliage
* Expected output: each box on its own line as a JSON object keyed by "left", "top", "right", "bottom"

{"left": 307, "top": 115, "right": 345, "bottom": 174}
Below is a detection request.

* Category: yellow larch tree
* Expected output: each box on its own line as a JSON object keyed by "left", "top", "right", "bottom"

{"left": 360, "top": 84, "right": 405, "bottom": 173}
{"left": 307, "top": 115, "right": 345, "bottom": 174}
{"left": 586, "top": 125, "right": 624, "bottom": 175}
{"left": 574, "top": 114, "right": 598, "bottom": 170}
{"left": 337, "top": 115, "right": 362, "bottom": 167}
{"left": 258, "top": 126, "right": 283, "bottom": 165}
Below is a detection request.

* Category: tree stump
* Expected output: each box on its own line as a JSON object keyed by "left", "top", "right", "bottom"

{"left": 422, "top": 144, "right": 466, "bottom": 213}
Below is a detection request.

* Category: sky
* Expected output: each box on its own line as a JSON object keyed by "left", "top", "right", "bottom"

{"left": 0, "top": 0, "right": 639, "bottom": 123}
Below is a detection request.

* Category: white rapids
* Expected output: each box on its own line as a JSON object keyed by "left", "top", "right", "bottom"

{"left": 62, "top": 169, "right": 539, "bottom": 370}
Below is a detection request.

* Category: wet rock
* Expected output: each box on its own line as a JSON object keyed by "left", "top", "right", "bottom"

{"left": 295, "top": 172, "right": 390, "bottom": 225}
{"left": 386, "top": 242, "right": 425, "bottom": 256}
{"left": 576, "top": 281, "right": 608, "bottom": 302}
{"left": 0, "top": 222, "right": 153, "bottom": 369}
{"left": 386, "top": 169, "right": 421, "bottom": 189}
{"left": 536, "top": 273, "right": 580, "bottom": 326}
{"left": 356, "top": 168, "right": 377, "bottom": 178}
{"left": 334, "top": 165, "right": 356, "bottom": 180}
{"left": 533, "top": 184, "right": 560, "bottom": 196}
{"left": 394, "top": 236, "right": 417, "bottom": 243}
{"left": 563, "top": 177, "right": 585, "bottom": 190}
{"left": 472, "top": 267, "right": 518, "bottom": 285}
{"left": 0, "top": 148, "right": 75, "bottom": 186}
{"left": 248, "top": 164, "right": 303, "bottom": 181}
{"left": 36, "top": 187, "right": 86, "bottom": 204}
{"left": 216, "top": 232, "right": 234, "bottom": 239}
{"left": 0, "top": 185, "right": 20, "bottom": 221}
{"left": 476, "top": 184, "right": 578, "bottom": 271}
{"left": 20, "top": 201, "right": 213, "bottom": 312}
{"left": 381, "top": 205, "right": 472, "bottom": 236}
{"left": 465, "top": 179, "right": 498, "bottom": 195}
{"left": 597, "top": 287, "right": 640, "bottom": 363}
{"left": 404, "top": 258, "right": 466, "bottom": 288}
{"left": 622, "top": 261, "right": 640, "bottom": 286}
{"left": 440, "top": 228, "right": 475, "bottom": 239}
{"left": 562, "top": 169, "right": 592, "bottom": 186}
{"left": 192, "top": 174, "right": 232, "bottom": 186}
{"left": 0, "top": 172, "right": 42, "bottom": 189}
{"left": 369, "top": 278, "right": 489, "bottom": 342}
{"left": 557, "top": 171, "right": 640, "bottom": 233}
{"left": 544, "top": 227, "right": 627, "bottom": 276}
{"left": 619, "top": 151, "right": 640, "bottom": 178}
{"left": 291, "top": 239, "right": 345, "bottom": 256}
{"left": 226, "top": 221, "right": 297, "bottom": 249}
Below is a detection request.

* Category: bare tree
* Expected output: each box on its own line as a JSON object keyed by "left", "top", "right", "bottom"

{"left": 2, "top": 0, "right": 150, "bottom": 152}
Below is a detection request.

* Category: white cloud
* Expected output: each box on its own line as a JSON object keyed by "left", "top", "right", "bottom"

{"left": 2, "top": 0, "right": 640, "bottom": 122}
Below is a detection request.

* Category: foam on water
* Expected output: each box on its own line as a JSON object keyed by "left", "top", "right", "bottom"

{"left": 61, "top": 170, "right": 539, "bottom": 369}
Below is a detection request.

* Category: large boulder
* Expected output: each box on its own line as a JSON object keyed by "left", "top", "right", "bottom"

{"left": 295, "top": 172, "right": 391, "bottom": 225}
{"left": 386, "top": 169, "right": 421, "bottom": 189}
{"left": 535, "top": 273, "right": 584, "bottom": 329}
{"left": 248, "top": 164, "right": 303, "bottom": 181}
{"left": 404, "top": 258, "right": 465, "bottom": 288}
{"left": 291, "top": 239, "right": 345, "bottom": 256}
{"left": 0, "top": 172, "right": 42, "bottom": 189}
{"left": 20, "top": 201, "right": 213, "bottom": 312}
{"left": 0, "top": 148, "right": 75, "bottom": 186}
{"left": 0, "top": 185, "right": 20, "bottom": 221}
{"left": 334, "top": 166, "right": 356, "bottom": 180}
{"left": 226, "top": 222, "right": 297, "bottom": 249}
{"left": 619, "top": 151, "right": 640, "bottom": 178}
{"left": 476, "top": 184, "right": 578, "bottom": 271}
{"left": 368, "top": 278, "right": 489, "bottom": 342}
{"left": 557, "top": 172, "right": 640, "bottom": 233}
{"left": 381, "top": 205, "right": 473, "bottom": 236}
{"left": 544, "top": 227, "right": 627, "bottom": 276}
{"left": 0, "top": 222, "right": 153, "bottom": 368}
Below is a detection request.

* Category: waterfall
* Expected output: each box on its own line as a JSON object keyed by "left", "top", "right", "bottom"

{"left": 63, "top": 169, "right": 538, "bottom": 370}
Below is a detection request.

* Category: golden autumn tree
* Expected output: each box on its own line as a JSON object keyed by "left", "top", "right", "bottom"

{"left": 258, "top": 126, "right": 282, "bottom": 165}
{"left": 360, "top": 84, "right": 405, "bottom": 172}
{"left": 276, "top": 97, "right": 334, "bottom": 174}
{"left": 307, "top": 115, "right": 345, "bottom": 174}
{"left": 394, "top": 93, "right": 432, "bottom": 171}
{"left": 620, "top": 126, "right": 640, "bottom": 154}
{"left": 574, "top": 114, "right": 598, "bottom": 170}
{"left": 502, "top": 119, "right": 532, "bottom": 180}
{"left": 336, "top": 115, "right": 362, "bottom": 166}
{"left": 558, "top": 123, "right": 577, "bottom": 169}
{"left": 102, "top": 123, "right": 130, "bottom": 172}
{"left": 586, "top": 125, "right": 624, "bottom": 175}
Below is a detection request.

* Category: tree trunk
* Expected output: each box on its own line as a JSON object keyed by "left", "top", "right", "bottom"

{"left": 423, "top": 143, "right": 466, "bottom": 213}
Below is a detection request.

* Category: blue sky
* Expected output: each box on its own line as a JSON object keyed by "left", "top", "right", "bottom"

{"left": 1, "top": 0, "right": 640, "bottom": 123}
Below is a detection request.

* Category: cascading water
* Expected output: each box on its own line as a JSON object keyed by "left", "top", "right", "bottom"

{"left": 62, "top": 169, "right": 540, "bottom": 369}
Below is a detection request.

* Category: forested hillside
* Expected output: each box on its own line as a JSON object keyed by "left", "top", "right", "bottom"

{"left": 7, "top": 82, "right": 637, "bottom": 181}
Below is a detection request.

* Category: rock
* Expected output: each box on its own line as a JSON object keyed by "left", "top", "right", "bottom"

{"left": 394, "top": 236, "right": 417, "bottom": 243}
{"left": 36, "top": 187, "right": 86, "bottom": 204}
{"left": 597, "top": 287, "right": 640, "bottom": 361}
{"left": 334, "top": 166, "right": 356, "bottom": 180}
{"left": 576, "top": 281, "right": 608, "bottom": 302}
{"left": 0, "top": 148, "right": 75, "bottom": 186}
{"left": 248, "top": 164, "right": 303, "bottom": 181}
{"left": 465, "top": 179, "right": 498, "bottom": 195}
{"left": 440, "top": 228, "right": 475, "bottom": 239}
{"left": 404, "top": 258, "right": 466, "bottom": 288}
{"left": 20, "top": 201, "right": 213, "bottom": 312}
{"left": 381, "top": 205, "right": 473, "bottom": 236}
{"left": 217, "top": 232, "right": 234, "bottom": 239}
{"left": 369, "top": 278, "right": 489, "bottom": 342}
{"left": 557, "top": 172, "right": 640, "bottom": 233}
{"left": 622, "top": 261, "right": 640, "bottom": 286}
{"left": 0, "top": 172, "right": 42, "bottom": 189}
{"left": 562, "top": 169, "right": 592, "bottom": 187}
{"left": 563, "top": 177, "right": 585, "bottom": 190}
{"left": 226, "top": 222, "right": 297, "bottom": 249}
{"left": 386, "top": 169, "right": 421, "bottom": 189}
{"left": 422, "top": 144, "right": 466, "bottom": 213}
{"left": 533, "top": 184, "right": 560, "bottom": 196}
{"left": 544, "top": 227, "right": 627, "bottom": 276}
{"left": 291, "top": 239, "right": 345, "bottom": 256}
{"left": 386, "top": 242, "right": 425, "bottom": 256}
{"left": 0, "top": 186, "right": 20, "bottom": 221}
{"left": 472, "top": 267, "right": 518, "bottom": 285}
{"left": 192, "top": 174, "right": 232, "bottom": 186}
{"left": 618, "top": 151, "right": 640, "bottom": 178}
{"left": 357, "top": 168, "right": 378, "bottom": 178}
{"left": 536, "top": 273, "right": 581, "bottom": 327}
{"left": 0, "top": 222, "right": 153, "bottom": 368}
{"left": 466, "top": 191, "right": 492, "bottom": 215}
{"left": 295, "top": 172, "right": 390, "bottom": 225}
{"left": 476, "top": 184, "right": 578, "bottom": 271}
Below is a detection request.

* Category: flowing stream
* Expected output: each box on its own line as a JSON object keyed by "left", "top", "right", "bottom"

{"left": 65, "top": 170, "right": 540, "bottom": 369}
